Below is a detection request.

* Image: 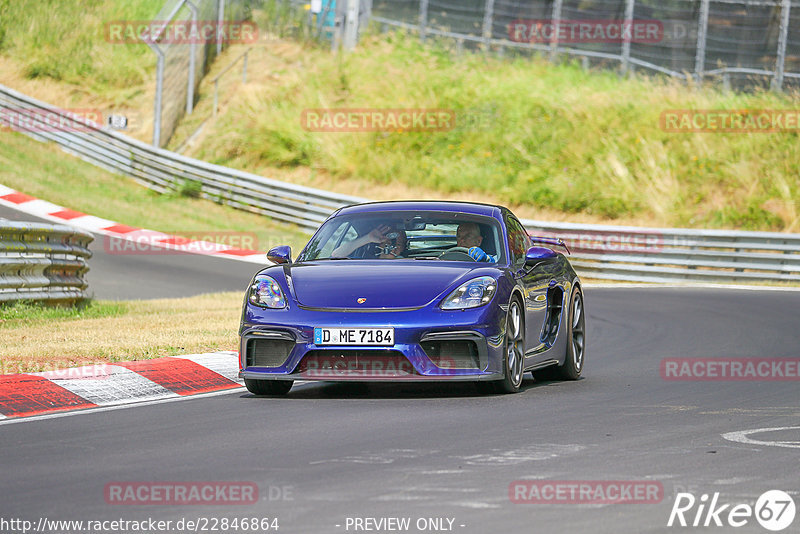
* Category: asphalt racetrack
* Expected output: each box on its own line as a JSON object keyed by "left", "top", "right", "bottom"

{"left": 2, "top": 203, "right": 799, "bottom": 533}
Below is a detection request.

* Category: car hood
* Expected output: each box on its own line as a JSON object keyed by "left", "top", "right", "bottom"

{"left": 287, "top": 261, "right": 486, "bottom": 309}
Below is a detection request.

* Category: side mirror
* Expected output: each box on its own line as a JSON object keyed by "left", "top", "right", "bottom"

{"left": 525, "top": 246, "right": 558, "bottom": 267}
{"left": 267, "top": 245, "right": 292, "bottom": 265}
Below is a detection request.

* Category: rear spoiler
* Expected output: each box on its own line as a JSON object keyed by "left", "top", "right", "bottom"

{"left": 530, "top": 236, "right": 571, "bottom": 255}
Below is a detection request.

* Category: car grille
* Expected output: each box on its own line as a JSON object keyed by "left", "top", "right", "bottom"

{"left": 245, "top": 338, "right": 294, "bottom": 368}
{"left": 296, "top": 350, "right": 418, "bottom": 377}
{"left": 421, "top": 340, "right": 481, "bottom": 370}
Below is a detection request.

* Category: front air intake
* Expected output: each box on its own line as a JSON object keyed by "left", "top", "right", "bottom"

{"left": 245, "top": 338, "right": 294, "bottom": 368}
{"left": 421, "top": 340, "right": 481, "bottom": 370}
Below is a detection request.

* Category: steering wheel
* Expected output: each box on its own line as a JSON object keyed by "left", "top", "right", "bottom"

{"left": 438, "top": 246, "right": 476, "bottom": 262}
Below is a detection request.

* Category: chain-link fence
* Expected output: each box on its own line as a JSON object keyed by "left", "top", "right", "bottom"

{"left": 146, "top": 0, "right": 251, "bottom": 146}
{"left": 369, "top": 0, "right": 799, "bottom": 90}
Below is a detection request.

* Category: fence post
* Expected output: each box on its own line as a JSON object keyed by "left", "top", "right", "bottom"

{"left": 482, "top": 0, "right": 496, "bottom": 49}
{"left": 185, "top": 0, "right": 199, "bottom": 115}
{"left": 772, "top": 0, "right": 791, "bottom": 91}
{"left": 694, "top": 0, "right": 710, "bottom": 83}
{"left": 549, "top": 0, "right": 564, "bottom": 62}
{"left": 217, "top": 0, "right": 226, "bottom": 56}
{"left": 620, "top": 0, "right": 636, "bottom": 75}
{"left": 146, "top": 44, "right": 165, "bottom": 147}
{"left": 343, "top": 0, "right": 360, "bottom": 50}
{"left": 419, "top": 0, "right": 429, "bottom": 42}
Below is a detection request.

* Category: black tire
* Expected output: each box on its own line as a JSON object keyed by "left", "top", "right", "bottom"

{"left": 245, "top": 378, "right": 293, "bottom": 395}
{"left": 480, "top": 297, "right": 525, "bottom": 394}
{"left": 533, "top": 285, "right": 585, "bottom": 381}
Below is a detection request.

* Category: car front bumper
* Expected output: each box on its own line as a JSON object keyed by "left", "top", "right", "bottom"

{"left": 239, "top": 304, "right": 507, "bottom": 382}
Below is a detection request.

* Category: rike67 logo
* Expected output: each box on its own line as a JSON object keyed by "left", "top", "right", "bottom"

{"left": 668, "top": 490, "right": 796, "bottom": 531}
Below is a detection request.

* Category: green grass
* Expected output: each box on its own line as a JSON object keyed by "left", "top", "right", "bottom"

{"left": 0, "top": 0, "right": 166, "bottom": 96}
{"left": 0, "top": 131, "right": 311, "bottom": 254}
{"left": 0, "top": 299, "right": 127, "bottom": 326}
{"left": 183, "top": 18, "right": 800, "bottom": 231}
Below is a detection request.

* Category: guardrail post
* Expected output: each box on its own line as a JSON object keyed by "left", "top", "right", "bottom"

{"left": 482, "top": 0, "right": 496, "bottom": 50}
{"left": 694, "top": 0, "right": 710, "bottom": 84}
{"left": 419, "top": 0, "right": 429, "bottom": 42}
{"left": 549, "top": 0, "right": 564, "bottom": 62}
{"left": 772, "top": 0, "right": 791, "bottom": 91}
{"left": 620, "top": 0, "right": 636, "bottom": 75}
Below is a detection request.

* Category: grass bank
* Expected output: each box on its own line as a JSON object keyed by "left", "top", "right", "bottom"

{"left": 2, "top": 1, "right": 798, "bottom": 231}
{"left": 176, "top": 23, "right": 799, "bottom": 231}
{"left": 0, "top": 0, "right": 161, "bottom": 93}
{"left": 0, "top": 131, "right": 311, "bottom": 253}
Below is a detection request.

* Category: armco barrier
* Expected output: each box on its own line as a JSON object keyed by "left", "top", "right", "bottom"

{"left": 0, "top": 221, "right": 93, "bottom": 303}
{"left": 0, "top": 84, "right": 365, "bottom": 233}
{"left": 2, "top": 82, "right": 799, "bottom": 284}
{"left": 522, "top": 220, "right": 800, "bottom": 283}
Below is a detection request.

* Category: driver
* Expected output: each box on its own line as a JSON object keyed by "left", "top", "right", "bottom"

{"left": 456, "top": 222, "right": 497, "bottom": 263}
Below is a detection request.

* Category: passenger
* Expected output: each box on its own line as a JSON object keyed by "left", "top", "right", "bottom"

{"left": 378, "top": 229, "right": 407, "bottom": 259}
{"left": 332, "top": 225, "right": 406, "bottom": 259}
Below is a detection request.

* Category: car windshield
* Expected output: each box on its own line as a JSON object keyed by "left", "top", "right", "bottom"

{"left": 297, "top": 210, "right": 504, "bottom": 263}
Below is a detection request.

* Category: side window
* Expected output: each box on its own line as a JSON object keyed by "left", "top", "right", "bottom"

{"left": 505, "top": 215, "right": 530, "bottom": 266}
{"left": 318, "top": 222, "right": 355, "bottom": 258}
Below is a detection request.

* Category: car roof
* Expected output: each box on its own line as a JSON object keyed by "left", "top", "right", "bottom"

{"left": 335, "top": 200, "right": 504, "bottom": 219}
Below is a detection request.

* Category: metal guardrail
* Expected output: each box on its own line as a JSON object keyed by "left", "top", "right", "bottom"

{"left": 2, "top": 82, "right": 800, "bottom": 284}
{"left": 0, "top": 221, "right": 93, "bottom": 303}
{"left": 0, "top": 84, "right": 366, "bottom": 233}
{"left": 522, "top": 219, "right": 800, "bottom": 283}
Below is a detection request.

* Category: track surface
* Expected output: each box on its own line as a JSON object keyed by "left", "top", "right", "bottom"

{"left": 2, "top": 286, "right": 799, "bottom": 533}
{"left": 0, "top": 204, "right": 262, "bottom": 299}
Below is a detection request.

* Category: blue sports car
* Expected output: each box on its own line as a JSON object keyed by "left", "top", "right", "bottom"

{"left": 239, "top": 201, "right": 585, "bottom": 395}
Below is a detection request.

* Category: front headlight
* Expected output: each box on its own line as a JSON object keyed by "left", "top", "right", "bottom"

{"left": 440, "top": 276, "right": 497, "bottom": 310}
{"left": 248, "top": 275, "right": 287, "bottom": 309}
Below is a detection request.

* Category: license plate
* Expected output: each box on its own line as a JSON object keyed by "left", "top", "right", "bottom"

{"left": 314, "top": 327, "right": 394, "bottom": 346}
